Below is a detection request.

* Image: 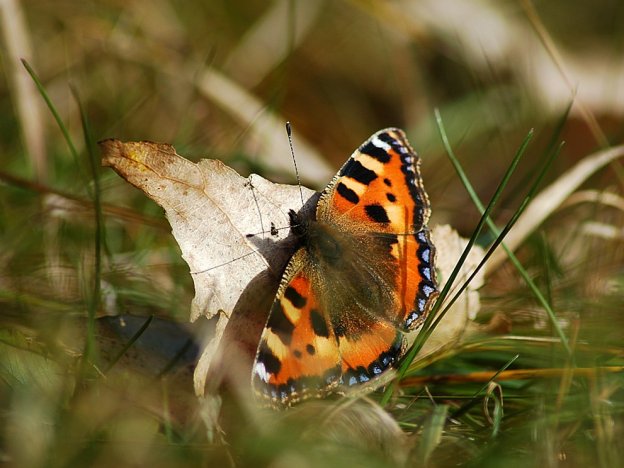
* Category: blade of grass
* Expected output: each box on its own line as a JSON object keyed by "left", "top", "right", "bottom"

{"left": 21, "top": 60, "right": 86, "bottom": 187}
{"left": 411, "top": 117, "right": 531, "bottom": 346}
{"left": 401, "top": 366, "right": 624, "bottom": 386}
{"left": 520, "top": 0, "right": 608, "bottom": 148}
{"left": 0, "top": 170, "right": 167, "bottom": 228}
{"left": 426, "top": 140, "right": 564, "bottom": 342}
{"left": 424, "top": 128, "right": 536, "bottom": 340}
{"left": 1, "top": 1, "right": 47, "bottom": 181}
{"left": 449, "top": 354, "right": 519, "bottom": 420}
{"left": 487, "top": 142, "right": 624, "bottom": 270}
{"left": 103, "top": 315, "right": 154, "bottom": 373}
{"left": 484, "top": 382, "right": 503, "bottom": 437}
{"left": 437, "top": 106, "right": 573, "bottom": 357}
{"left": 416, "top": 404, "right": 448, "bottom": 465}
{"left": 71, "top": 85, "right": 103, "bottom": 372}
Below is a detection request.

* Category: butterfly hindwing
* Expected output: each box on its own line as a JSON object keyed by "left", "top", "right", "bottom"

{"left": 252, "top": 249, "right": 342, "bottom": 405}
{"left": 338, "top": 318, "right": 405, "bottom": 388}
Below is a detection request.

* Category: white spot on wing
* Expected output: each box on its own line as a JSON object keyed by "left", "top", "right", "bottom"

{"left": 266, "top": 332, "right": 288, "bottom": 358}
{"left": 421, "top": 248, "right": 430, "bottom": 263}
{"left": 371, "top": 136, "right": 391, "bottom": 151}
{"left": 283, "top": 300, "right": 301, "bottom": 324}
{"left": 254, "top": 362, "right": 270, "bottom": 383}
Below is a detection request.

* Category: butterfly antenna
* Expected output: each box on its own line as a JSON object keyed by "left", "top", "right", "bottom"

{"left": 286, "top": 121, "right": 305, "bottom": 208}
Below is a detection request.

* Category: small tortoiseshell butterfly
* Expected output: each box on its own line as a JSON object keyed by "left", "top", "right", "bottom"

{"left": 252, "top": 128, "right": 438, "bottom": 407}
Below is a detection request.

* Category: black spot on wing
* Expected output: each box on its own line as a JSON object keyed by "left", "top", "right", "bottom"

{"left": 386, "top": 193, "right": 396, "bottom": 202}
{"left": 339, "top": 159, "right": 377, "bottom": 185}
{"left": 284, "top": 285, "right": 306, "bottom": 308}
{"left": 383, "top": 178, "right": 392, "bottom": 187}
{"left": 310, "top": 309, "right": 329, "bottom": 338}
{"left": 268, "top": 302, "right": 295, "bottom": 346}
{"left": 365, "top": 204, "right": 390, "bottom": 224}
{"left": 336, "top": 182, "right": 359, "bottom": 204}
{"left": 306, "top": 344, "right": 315, "bottom": 355}
{"left": 360, "top": 141, "right": 391, "bottom": 163}
{"left": 257, "top": 342, "right": 281, "bottom": 375}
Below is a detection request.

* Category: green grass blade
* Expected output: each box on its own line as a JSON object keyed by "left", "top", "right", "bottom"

{"left": 21, "top": 59, "right": 83, "bottom": 181}
{"left": 439, "top": 105, "right": 573, "bottom": 356}
{"left": 423, "top": 124, "right": 535, "bottom": 337}
{"left": 104, "top": 315, "right": 154, "bottom": 373}
{"left": 71, "top": 85, "right": 103, "bottom": 370}
{"left": 449, "top": 354, "right": 519, "bottom": 419}
{"left": 415, "top": 404, "right": 449, "bottom": 465}
{"left": 411, "top": 112, "right": 529, "bottom": 351}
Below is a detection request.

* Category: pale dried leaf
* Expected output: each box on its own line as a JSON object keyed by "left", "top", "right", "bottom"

{"left": 101, "top": 140, "right": 323, "bottom": 396}
{"left": 101, "top": 139, "right": 316, "bottom": 320}
{"left": 560, "top": 190, "right": 624, "bottom": 212}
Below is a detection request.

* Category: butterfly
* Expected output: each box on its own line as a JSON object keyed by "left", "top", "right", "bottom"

{"left": 251, "top": 128, "right": 438, "bottom": 407}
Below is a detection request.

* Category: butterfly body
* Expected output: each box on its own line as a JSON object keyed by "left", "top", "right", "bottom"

{"left": 252, "top": 128, "right": 438, "bottom": 407}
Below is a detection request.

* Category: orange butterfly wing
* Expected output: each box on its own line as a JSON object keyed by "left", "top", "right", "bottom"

{"left": 318, "top": 128, "right": 437, "bottom": 332}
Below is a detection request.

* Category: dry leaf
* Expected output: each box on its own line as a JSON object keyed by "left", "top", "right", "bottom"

{"left": 101, "top": 139, "right": 320, "bottom": 393}
{"left": 101, "top": 140, "right": 483, "bottom": 398}
{"left": 101, "top": 140, "right": 315, "bottom": 317}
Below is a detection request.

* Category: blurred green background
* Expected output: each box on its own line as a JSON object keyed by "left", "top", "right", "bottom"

{"left": 1, "top": 0, "right": 623, "bottom": 466}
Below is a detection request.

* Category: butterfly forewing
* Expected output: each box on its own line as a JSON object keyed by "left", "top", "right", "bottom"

{"left": 318, "top": 128, "right": 438, "bottom": 331}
